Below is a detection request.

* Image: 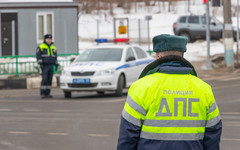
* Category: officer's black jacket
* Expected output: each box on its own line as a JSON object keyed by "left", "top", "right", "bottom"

{"left": 36, "top": 42, "right": 57, "bottom": 65}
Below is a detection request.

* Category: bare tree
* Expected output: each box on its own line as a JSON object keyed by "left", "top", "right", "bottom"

{"left": 73, "top": 0, "right": 185, "bottom": 15}
{"left": 168, "top": 0, "right": 172, "bottom": 12}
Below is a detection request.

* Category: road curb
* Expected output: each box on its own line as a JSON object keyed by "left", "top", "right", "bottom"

{"left": 0, "top": 78, "right": 27, "bottom": 89}
{"left": 0, "top": 76, "right": 59, "bottom": 90}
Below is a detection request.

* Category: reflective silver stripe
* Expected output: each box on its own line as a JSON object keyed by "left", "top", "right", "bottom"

{"left": 37, "top": 59, "right": 43, "bottom": 63}
{"left": 206, "top": 114, "right": 221, "bottom": 127}
{"left": 144, "top": 119, "right": 206, "bottom": 127}
{"left": 41, "top": 54, "right": 50, "bottom": 57}
{"left": 41, "top": 55, "right": 55, "bottom": 57}
{"left": 122, "top": 109, "right": 142, "bottom": 127}
{"left": 41, "top": 86, "right": 51, "bottom": 90}
{"left": 208, "top": 102, "right": 217, "bottom": 114}
{"left": 41, "top": 86, "right": 47, "bottom": 89}
{"left": 141, "top": 131, "right": 204, "bottom": 141}
{"left": 126, "top": 95, "right": 146, "bottom": 116}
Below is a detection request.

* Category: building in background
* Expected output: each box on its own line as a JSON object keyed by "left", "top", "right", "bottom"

{"left": 0, "top": 0, "right": 78, "bottom": 56}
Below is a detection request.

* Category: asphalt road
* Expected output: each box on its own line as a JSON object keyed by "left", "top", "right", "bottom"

{"left": 0, "top": 74, "right": 240, "bottom": 150}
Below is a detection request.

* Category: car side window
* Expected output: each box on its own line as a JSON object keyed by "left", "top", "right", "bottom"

{"left": 188, "top": 16, "right": 199, "bottom": 24}
{"left": 134, "top": 47, "right": 147, "bottom": 59}
{"left": 201, "top": 16, "right": 206, "bottom": 24}
{"left": 179, "top": 17, "right": 186, "bottom": 23}
{"left": 201, "top": 16, "right": 216, "bottom": 25}
{"left": 126, "top": 48, "right": 136, "bottom": 62}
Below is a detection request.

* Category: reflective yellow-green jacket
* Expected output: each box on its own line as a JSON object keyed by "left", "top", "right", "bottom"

{"left": 36, "top": 42, "right": 57, "bottom": 65}
{"left": 117, "top": 55, "right": 222, "bottom": 150}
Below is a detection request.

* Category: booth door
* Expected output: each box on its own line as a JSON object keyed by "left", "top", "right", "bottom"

{"left": 1, "top": 13, "right": 18, "bottom": 56}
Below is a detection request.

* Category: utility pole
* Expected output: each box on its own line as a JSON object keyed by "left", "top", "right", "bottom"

{"left": 206, "top": 0, "right": 212, "bottom": 69}
{"left": 168, "top": 0, "right": 172, "bottom": 12}
{"left": 145, "top": 15, "right": 152, "bottom": 51}
{"left": 237, "top": 0, "right": 239, "bottom": 65}
{"left": 223, "top": 0, "right": 234, "bottom": 68}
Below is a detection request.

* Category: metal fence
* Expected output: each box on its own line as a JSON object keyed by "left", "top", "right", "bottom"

{"left": 0, "top": 53, "right": 78, "bottom": 77}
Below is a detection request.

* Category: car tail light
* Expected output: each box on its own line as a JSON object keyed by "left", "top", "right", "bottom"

{"left": 174, "top": 22, "right": 177, "bottom": 29}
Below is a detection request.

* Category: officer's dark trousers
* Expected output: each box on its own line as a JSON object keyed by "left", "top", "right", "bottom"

{"left": 41, "top": 64, "right": 54, "bottom": 96}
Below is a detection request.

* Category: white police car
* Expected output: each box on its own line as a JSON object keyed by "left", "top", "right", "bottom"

{"left": 60, "top": 45, "right": 154, "bottom": 98}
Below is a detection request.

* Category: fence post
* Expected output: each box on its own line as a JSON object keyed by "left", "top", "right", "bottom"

{"left": 53, "top": 65, "right": 56, "bottom": 74}
{"left": 16, "top": 55, "right": 19, "bottom": 78}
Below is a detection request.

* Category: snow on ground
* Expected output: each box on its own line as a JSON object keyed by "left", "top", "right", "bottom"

{"left": 78, "top": 0, "right": 240, "bottom": 62}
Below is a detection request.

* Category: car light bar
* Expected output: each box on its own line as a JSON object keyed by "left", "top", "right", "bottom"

{"left": 114, "top": 38, "right": 130, "bottom": 43}
{"left": 95, "top": 38, "right": 130, "bottom": 43}
{"left": 95, "top": 38, "right": 108, "bottom": 43}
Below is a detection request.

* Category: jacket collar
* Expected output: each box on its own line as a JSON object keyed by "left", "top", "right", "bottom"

{"left": 139, "top": 55, "right": 197, "bottom": 79}
{"left": 44, "top": 41, "right": 53, "bottom": 46}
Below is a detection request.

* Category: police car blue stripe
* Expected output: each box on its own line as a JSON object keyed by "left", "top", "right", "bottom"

{"left": 136, "top": 59, "right": 154, "bottom": 65}
{"left": 116, "top": 59, "right": 154, "bottom": 71}
{"left": 116, "top": 64, "right": 131, "bottom": 70}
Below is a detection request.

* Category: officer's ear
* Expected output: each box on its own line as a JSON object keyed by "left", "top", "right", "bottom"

{"left": 156, "top": 53, "right": 162, "bottom": 59}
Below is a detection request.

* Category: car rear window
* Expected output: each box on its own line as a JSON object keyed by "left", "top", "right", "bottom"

{"left": 188, "top": 16, "right": 199, "bottom": 24}
{"left": 179, "top": 17, "right": 186, "bottom": 23}
{"left": 75, "top": 48, "right": 123, "bottom": 62}
{"left": 134, "top": 47, "right": 147, "bottom": 59}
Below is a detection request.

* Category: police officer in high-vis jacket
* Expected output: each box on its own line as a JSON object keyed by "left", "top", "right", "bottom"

{"left": 36, "top": 34, "right": 58, "bottom": 99}
{"left": 117, "top": 34, "right": 222, "bottom": 150}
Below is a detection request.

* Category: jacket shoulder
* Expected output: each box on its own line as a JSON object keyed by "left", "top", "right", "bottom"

{"left": 51, "top": 45, "right": 57, "bottom": 50}
{"left": 130, "top": 73, "right": 162, "bottom": 90}
{"left": 39, "top": 43, "right": 47, "bottom": 49}
{"left": 188, "top": 75, "right": 213, "bottom": 93}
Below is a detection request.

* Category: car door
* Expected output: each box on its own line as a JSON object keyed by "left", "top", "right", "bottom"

{"left": 187, "top": 16, "right": 202, "bottom": 38}
{"left": 210, "top": 17, "right": 223, "bottom": 39}
{"left": 199, "top": 16, "right": 207, "bottom": 38}
{"left": 201, "top": 16, "right": 223, "bottom": 39}
{"left": 133, "top": 46, "right": 149, "bottom": 75}
{"left": 124, "top": 47, "right": 138, "bottom": 86}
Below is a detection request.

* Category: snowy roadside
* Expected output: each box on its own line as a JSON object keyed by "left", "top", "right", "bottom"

{"left": 78, "top": 0, "right": 240, "bottom": 63}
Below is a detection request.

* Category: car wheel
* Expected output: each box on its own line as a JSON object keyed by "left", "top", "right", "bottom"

{"left": 97, "top": 91, "right": 105, "bottom": 95}
{"left": 64, "top": 91, "right": 72, "bottom": 98}
{"left": 234, "top": 36, "right": 237, "bottom": 42}
{"left": 115, "top": 75, "right": 124, "bottom": 97}
{"left": 218, "top": 31, "right": 223, "bottom": 40}
{"left": 180, "top": 32, "right": 192, "bottom": 42}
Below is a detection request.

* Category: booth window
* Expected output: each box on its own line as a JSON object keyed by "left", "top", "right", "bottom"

{"left": 37, "top": 12, "right": 54, "bottom": 43}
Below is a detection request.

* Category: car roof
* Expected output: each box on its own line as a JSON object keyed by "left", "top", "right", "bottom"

{"left": 85, "top": 44, "right": 137, "bottom": 49}
{"left": 180, "top": 14, "right": 205, "bottom": 17}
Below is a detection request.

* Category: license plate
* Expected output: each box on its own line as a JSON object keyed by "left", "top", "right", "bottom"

{"left": 72, "top": 79, "right": 90, "bottom": 83}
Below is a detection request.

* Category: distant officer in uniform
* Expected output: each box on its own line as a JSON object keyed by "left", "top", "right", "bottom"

{"left": 36, "top": 34, "right": 59, "bottom": 99}
{"left": 117, "top": 34, "right": 222, "bottom": 150}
